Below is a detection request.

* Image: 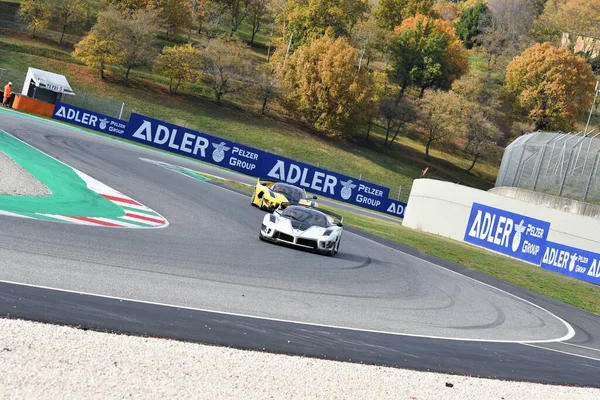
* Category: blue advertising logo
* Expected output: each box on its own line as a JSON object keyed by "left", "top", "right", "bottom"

{"left": 464, "top": 203, "right": 550, "bottom": 264}
{"left": 263, "top": 155, "right": 390, "bottom": 211}
{"left": 384, "top": 200, "right": 407, "bottom": 219}
{"left": 125, "top": 113, "right": 265, "bottom": 176}
{"left": 541, "top": 242, "right": 600, "bottom": 286}
{"left": 53, "top": 102, "right": 127, "bottom": 135}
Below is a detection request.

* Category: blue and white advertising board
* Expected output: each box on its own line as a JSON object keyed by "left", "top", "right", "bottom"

{"left": 52, "top": 102, "right": 127, "bottom": 135}
{"left": 262, "top": 154, "right": 391, "bottom": 212}
{"left": 541, "top": 242, "right": 600, "bottom": 286}
{"left": 463, "top": 203, "right": 551, "bottom": 265}
{"left": 55, "top": 106, "right": 407, "bottom": 218}
{"left": 125, "top": 113, "right": 266, "bottom": 176}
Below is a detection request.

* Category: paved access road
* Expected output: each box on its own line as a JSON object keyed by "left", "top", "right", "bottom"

{"left": 1, "top": 111, "right": 600, "bottom": 387}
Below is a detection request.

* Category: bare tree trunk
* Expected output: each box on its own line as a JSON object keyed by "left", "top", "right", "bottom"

{"left": 358, "top": 45, "right": 366, "bottom": 71}
{"left": 384, "top": 120, "right": 391, "bottom": 147}
{"left": 366, "top": 120, "right": 372, "bottom": 142}
{"left": 467, "top": 153, "right": 479, "bottom": 172}
{"left": 425, "top": 138, "right": 433, "bottom": 160}
{"left": 389, "top": 124, "right": 403, "bottom": 147}
{"left": 261, "top": 94, "right": 268, "bottom": 114}
{"left": 60, "top": 25, "right": 67, "bottom": 45}
{"left": 125, "top": 66, "right": 132, "bottom": 86}
{"left": 99, "top": 61, "right": 105, "bottom": 80}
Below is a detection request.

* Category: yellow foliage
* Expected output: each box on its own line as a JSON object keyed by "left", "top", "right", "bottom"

{"left": 154, "top": 44, "right": 202, "bottom": 94}
{"left": 279, "top": 34, "right": 376, "bottom": 136}
{"left": 505, "top": 42, "right": 596, "bottom": 131}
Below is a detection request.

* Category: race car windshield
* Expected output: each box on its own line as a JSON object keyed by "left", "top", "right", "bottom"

{"left": 282, "top": 207, "right": 328, "bottom": 228}
{"left": 272, "top": 184, "right": 305, "bottom": 203}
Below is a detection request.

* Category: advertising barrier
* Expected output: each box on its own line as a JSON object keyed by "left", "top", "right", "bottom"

{"left": 124, "top": 113, "right": 404, "bottom": 216}
{"left": 51, "top": 104, "right": 407, "bottom": 219}
{"left": 126, "top": 113, "right": 265, "bottom": 176}
{"left": 463, "top": 202, "right": 550, "bottom": 265}
{"left": 541, "top": 242, "right": 600, "bottom": 285}
{"left": 53, "top": 102, "right": 127, "bottom": 135}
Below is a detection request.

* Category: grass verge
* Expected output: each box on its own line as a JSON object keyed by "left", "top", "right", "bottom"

{"left": 205, "top": 172, "right": 600, "bottom": 316}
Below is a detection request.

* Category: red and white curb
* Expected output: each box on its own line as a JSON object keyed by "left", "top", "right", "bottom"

{"left": 2, "top": 168, "right": 168, "bottom": 229}
{"left": 37, "top": 168, "right": 169, "bottom": 228}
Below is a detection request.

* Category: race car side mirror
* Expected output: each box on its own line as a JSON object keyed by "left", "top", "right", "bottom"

{"left": 280, "top": 202, "right": 290, "bottom": 209}
{"left": 336, "top": 222, "right": 343, "bottom": 227}
{"left": 313, "top": 195, "right": 318, "bottom": 199}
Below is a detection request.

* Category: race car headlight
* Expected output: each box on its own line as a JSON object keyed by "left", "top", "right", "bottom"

{"left": 269, "top": 214, "right": 276, "bottom": 223}
{"left": 323, "top": 229, "right": 333, "bottom": 236}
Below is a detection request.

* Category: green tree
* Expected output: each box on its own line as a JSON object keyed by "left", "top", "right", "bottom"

{"left": 201, "top": 36, "right": 253, "bottom": 104}
{"left": 248, "top": 0, "right": 270, "bottom": 45}
{"left": 51, "top": 0, "right": 89, "bottom": 45}
{"left": 72, "top": 8, "right": 123, "bottom": 79}
{"left": 504, "top": 42, "right": 596, "bottom": 131}
{"left": 278, "top": 34, "right": 376, "bottom": 136}
{"left": 18, "top": 0, "right": 52, "bottom": 38}
{"left": 284, "top": 0, "right": 370, "bottom": 48}
{"left": 455, "top": 1, "right": 487, "bottom": 49}
{"left": 374, "top": 0, "right": 436, "bottom": 30}
{"left": 154, "top": 43, "right": 202, "bottom": 94}
{"left": 390, "top": 14, "right": 469, "bottom": 97}
{"left": 417, "top": 89, "right": 464, "bottom": 160}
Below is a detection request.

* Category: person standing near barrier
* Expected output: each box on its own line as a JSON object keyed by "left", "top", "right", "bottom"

{"left": 3, "top": 82, "right": 11, "bottom": 106}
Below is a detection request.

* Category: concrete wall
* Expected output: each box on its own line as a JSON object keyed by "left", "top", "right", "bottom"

{"left": 490, "top": 186, "right": 600, "bottom": 219}
{"left": 403, "top": 179, "right": 600, "bottom": 253}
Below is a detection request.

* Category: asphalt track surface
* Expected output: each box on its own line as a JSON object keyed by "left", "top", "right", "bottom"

{"left": 1, "top": 112, "right": 600, "bottom": 387}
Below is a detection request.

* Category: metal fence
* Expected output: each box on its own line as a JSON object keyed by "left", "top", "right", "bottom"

{"left": 495, "top": 130, "right": 600, "bottom": 202}
{"left": 62, "top": 91, "right": 128, "bottom": 120}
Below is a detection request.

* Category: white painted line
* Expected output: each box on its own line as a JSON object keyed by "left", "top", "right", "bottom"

{"left": 344, "top": 231, "right": 576, "bottom": 344}
{"left": 560, "top": 342, "right": 600, "bottom": 353}
{"left": 0, "top": 211, "right": 33, "bottom": 219}
{"left": 520, "top": 342, "right": 600, "bottom": 363}
{"left": 0, "top": 279, "right": 576, "bottom": 345}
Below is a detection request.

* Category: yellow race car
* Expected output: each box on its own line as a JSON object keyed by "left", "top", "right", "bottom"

{"left": 251, "top": 178, "right": 318, "bottom": 212}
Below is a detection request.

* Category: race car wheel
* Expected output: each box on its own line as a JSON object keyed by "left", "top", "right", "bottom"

{"left": 334, "top": 237, "right": 341, "bottom": 254}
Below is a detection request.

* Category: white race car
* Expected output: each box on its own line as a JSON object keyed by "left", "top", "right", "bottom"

{"left": 259, "top": 204, "right": 343, "bottom": 256}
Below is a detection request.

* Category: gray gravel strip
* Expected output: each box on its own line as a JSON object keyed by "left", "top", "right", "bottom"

{"left": 0, "top": 151, "right": 51, "bottom": 196}
{"left": 0, "top": 318, "right": 597, "bottom": 400}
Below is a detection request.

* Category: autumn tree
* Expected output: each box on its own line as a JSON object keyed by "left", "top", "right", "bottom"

{"left": 102, "top": 0, "right": 153, "bottom": 14}
{"left": 284, "top": 0, "right": 370, "bottom": 48}
{"left": 254, "top": 63, "right": 279, "bottom": 114}
{"left": 476, "top": 0, "right": 535, "bottom": 72}
{"left": 374, "top": 0, "right": 436, "bottom": 30}
{"left": 455, "top": 1, "right": 486, "bottom": 49}
{"left": 73, "top": 8, "right": 123, "bottom": 79}
{"left": 463, "top": 111, "right": 500, "bottom": 172}
{"left": 201, "top": 36, "right": 253, "bottom": 104}
{"left": 154, "top": 43, "right": 202, "bottom": 94}
{"left": 278, "top": 34, "right": 376, "bottom": 136}
{"left": 351, "top": 15, "right": 380, "bottom": 71}
{"left": 417, "top": 89, "right": 464, "bottom": 160}
{"left": 119, "top": 8, "right": 161, "bottom": 86}
{"left": 50, "top": 0, "right": 89, "bottom": 45}
{"left": 433, "top": 0, "right": 460, "bottom": 22}
{"left": 156, "top": 0, "right": 192, "bottom": 39}
{"left": 535, "top": 0, "right": 600, "bottom": 59}
{"left": 390, "top": 14, "right": 469, "bottom": 98}
{"left": 504, "top": 42, "right": 596, "bottom": 131}
{"left": 378, "top": 97, "right": 416, "bottom": 148}
{"left": 19, "top": 0, "right": 52, "bottom": 38}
